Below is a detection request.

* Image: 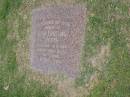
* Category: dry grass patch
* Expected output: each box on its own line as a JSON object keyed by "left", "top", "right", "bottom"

{"left": 89, "top": 43, "right": 111, "bottom": 71}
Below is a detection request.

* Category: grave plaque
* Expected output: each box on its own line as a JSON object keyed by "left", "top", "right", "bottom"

{"left": 31, "top": 5, "right": 86, "bottom": 78}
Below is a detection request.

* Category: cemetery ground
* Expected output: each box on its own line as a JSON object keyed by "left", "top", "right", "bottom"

{"left": 0, "top": 0, "right": 130, "bottom": 97}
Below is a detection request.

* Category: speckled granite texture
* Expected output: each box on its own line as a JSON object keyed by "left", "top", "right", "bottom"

{"left": 31, "top": 5, "right": 86, "bottom": 78}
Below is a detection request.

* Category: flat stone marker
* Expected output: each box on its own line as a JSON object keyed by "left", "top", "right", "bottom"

{"left": 31, "top": 5, "right": 86, "bottom": 78}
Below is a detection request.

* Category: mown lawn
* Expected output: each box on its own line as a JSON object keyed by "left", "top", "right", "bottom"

{"left": 0, "top": 0, "right": 58, "bottom": 97}
{"left": 0, "top": 0, "right": 130, "bottom": 97}
{"left": 80, "top": 0, "right": 130, "bottom": 97}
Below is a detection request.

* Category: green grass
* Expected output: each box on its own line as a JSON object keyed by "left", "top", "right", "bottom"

{"left": 0, "top": 0, "right": 58, "bottom": 97}
{"left": 77, "top": 0, "right": 130, "bottom": 97}
{"left": 0, "top": 0, "right": 130, "bottom": 97}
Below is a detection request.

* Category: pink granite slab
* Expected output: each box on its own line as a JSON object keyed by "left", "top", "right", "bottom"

{"left": 31, "top": 5, "right": 86, "bottom": 78}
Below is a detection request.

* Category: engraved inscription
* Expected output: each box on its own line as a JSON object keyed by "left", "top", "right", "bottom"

{"left": 31, "top": 6, "right": 86, "bottom": 78}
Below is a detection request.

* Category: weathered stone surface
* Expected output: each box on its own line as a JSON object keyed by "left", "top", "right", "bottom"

{"left": 31, "top": 5, "right": 86, "bottom": 78}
